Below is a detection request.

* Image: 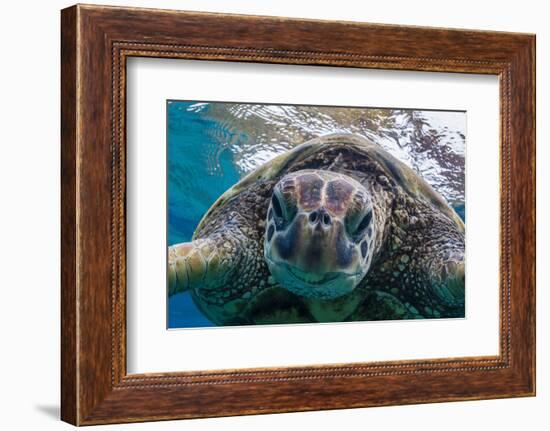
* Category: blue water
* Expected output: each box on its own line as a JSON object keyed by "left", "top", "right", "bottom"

{"left": 167, "top": 101, "right": 466, "bottom": 329}
{"left": 167, "top": 101, "right": 242, "bottom": 327}
{"left": 168, "top": 101, "right": 242, "bottom": 246}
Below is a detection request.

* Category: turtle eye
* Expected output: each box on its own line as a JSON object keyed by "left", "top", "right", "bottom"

{"left": 271, "top": 194, "right": 283, "bottom": 219}
{"left": 347, "top": 210, "right": 372, "bottom": 241}
{"left": 355, "top": 211, "right": 372, "bottom": 233}
{"left": 271, "top": 190, "right": 297, "bottom": 228}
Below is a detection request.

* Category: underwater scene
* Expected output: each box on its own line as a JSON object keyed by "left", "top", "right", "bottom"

{"left": 167, "top": 101, "right": 466, "bottom": 329}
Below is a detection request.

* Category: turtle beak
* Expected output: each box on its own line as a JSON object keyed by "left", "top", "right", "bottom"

{"left": 267, "top": 210, "right": 360, "bottom": 280}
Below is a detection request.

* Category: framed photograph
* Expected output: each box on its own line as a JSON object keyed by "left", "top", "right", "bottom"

{"left": 61, "top": 4, "right": 535, "bottom": 425}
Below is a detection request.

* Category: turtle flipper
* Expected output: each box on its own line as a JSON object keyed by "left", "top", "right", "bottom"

{"left": 168, "top": 241, "right": 199, "bottom": 295}
{"left": 420, "top": 247, "right": 465, "bottom": 317}
{"left": 428, "top": 253, "right": 465, "bottom": 309}
{"left": 168, "top": 215, "right": 258, "bottom": 298}
{"left": 168, "top": 238, "right": 228, "bottom": 296}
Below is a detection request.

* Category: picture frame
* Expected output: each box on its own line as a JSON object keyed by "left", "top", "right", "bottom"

{"left": 60, "top": 4, "right": 535, "bottom": 425}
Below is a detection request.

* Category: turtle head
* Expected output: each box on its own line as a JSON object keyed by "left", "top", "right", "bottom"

{"left": 264, "top": 170, "right": 376, "bottom": 299}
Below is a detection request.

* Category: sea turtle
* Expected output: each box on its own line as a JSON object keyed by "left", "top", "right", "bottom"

{"left": 168, "top": 133, "right": 465, "bottom": 325}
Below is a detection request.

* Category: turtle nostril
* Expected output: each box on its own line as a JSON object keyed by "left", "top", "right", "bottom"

{"left": 323, "top": 213, "right": 331, "bottom": 225}
{"left": 309, "top": 211, "right": 318, "bottom": 223}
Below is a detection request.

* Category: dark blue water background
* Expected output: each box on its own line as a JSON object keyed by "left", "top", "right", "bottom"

{"left": 167, "top": 101, "right": 466, "bottom": 328}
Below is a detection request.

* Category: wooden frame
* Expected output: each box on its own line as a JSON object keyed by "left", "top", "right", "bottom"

{"left": 61, "top": 4, "right": 535, "bottom": 425}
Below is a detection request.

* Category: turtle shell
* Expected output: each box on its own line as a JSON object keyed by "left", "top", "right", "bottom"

{"left": 194, "top": 133, "right": 464, "bottom": 237}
